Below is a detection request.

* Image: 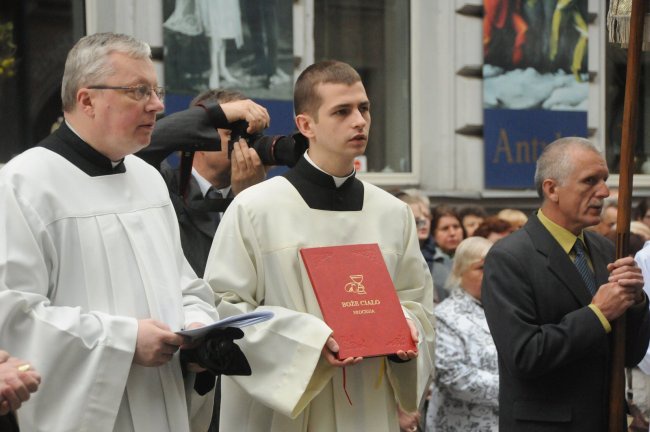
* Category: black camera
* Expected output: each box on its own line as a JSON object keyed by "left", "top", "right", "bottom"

{"left": 227, "top": 120, "right": 308, "bottom": 167}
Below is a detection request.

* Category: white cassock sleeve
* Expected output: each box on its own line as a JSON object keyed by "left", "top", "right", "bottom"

{"left": 635, "top": 243, "right": 650, "bottom": 375}
{"left": 387, "top": 204, "right": 436, "bottom": 412}
{"left": 204, "top": 200, "right": 334, "bottom": 419}
{"left": 0, "top": 181, "right": 137, "bottom": 430}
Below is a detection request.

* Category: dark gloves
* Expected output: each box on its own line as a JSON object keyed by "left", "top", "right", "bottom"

{"left": 181, "top": 327, "right": 251, "bottom": 395}
{"left": 387, "top": 354, "right": 411, "bottom": 363}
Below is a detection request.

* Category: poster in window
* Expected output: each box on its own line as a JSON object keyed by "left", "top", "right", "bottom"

{"left": 162, "top": 0, "right": 294, "bottom": 108}
{"left": 483, "top": 0, "right": 588, "bottom": 189}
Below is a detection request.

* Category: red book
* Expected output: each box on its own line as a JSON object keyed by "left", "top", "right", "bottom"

{"left": 300, "top": 243, "right": 417, "bottom": 359}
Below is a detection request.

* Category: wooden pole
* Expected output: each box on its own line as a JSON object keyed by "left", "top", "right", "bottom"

{"left": 610, "top": 0, "right": 646, "bottom": 430}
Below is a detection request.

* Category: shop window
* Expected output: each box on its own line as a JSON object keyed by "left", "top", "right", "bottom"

{"left": 0, "top": 0, "right": 84, "bottom": 163}
{"left": 314, "top": 0, "right": 411, "bottom": 173}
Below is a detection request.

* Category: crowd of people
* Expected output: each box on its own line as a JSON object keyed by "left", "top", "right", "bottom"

{"left": 2, "top": 31, "right": 650, "bottom": 432}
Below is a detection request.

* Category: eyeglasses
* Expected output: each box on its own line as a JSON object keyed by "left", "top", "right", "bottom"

{"left": 87, "top": 84, "right": 165, "bottom": 102}
{"left": 415, "top": 217, "right": 429, "bottom": 229}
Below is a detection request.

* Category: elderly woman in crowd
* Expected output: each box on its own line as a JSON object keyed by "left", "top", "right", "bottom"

{"left": 430, "top": 205, "right": 464, "bottom": 303}
{"left": 427, "top": 237, "right": 499, "bottom": 432}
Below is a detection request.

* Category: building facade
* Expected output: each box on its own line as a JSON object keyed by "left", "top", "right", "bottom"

{"left": 1, "top": 0, "right": 647, "bottom": 208}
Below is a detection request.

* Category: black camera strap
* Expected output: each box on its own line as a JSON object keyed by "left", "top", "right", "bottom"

{"left": 179, "top": 150, "right": 194, "bottom": 202}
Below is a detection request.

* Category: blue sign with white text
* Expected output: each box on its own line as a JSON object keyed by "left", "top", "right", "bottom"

{"left": 483, "top": 109, "right": 587, "bottom": 189}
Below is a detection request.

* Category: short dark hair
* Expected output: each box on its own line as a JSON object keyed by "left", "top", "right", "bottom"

{"left": 431, "top": 205, "right": 462, "bottom": 233}
{"left": 294, "top": 60, "right": 361, "bottom": 118}
{"left": 458, "top": 205, "right": 488, "bottom": 221}
{"left": 190, "top": 89, "right": 246, "bottom": 108}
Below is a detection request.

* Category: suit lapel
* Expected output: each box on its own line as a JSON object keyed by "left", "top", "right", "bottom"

{"left": 526, "top": 216, "right": 593, "bottom": 306}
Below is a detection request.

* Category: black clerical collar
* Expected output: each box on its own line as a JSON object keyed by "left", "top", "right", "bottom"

{"left": 283, "top": 156, "right": 364, "bottom": 211}
{"left": 40, "top": 122, "right": 126, "bottom": 176}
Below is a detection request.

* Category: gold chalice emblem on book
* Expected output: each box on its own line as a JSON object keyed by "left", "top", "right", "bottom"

{"left": 344, "top": 275, "right": 366, "bottom": 294}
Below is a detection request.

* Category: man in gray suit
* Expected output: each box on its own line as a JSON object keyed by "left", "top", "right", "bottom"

{"left": 159, "top": 90, "right": 266, "bottom": 278}
{"left": 482, "top": 136, "right": 650, "bottom": 431}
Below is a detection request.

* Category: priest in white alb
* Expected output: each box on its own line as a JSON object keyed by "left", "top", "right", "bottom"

{"left": 0, "top": 33, "right": 268, "bottom": 432}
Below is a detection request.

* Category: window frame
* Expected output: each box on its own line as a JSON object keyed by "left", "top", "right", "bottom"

{"left": 299, "top": 0, "right": 420, "bottom": 186}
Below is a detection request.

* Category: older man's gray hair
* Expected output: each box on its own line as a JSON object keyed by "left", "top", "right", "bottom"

{"left": 534, "top": 137, "right": 601, "bottom": 198}
{"left": 61, "top": 33, "right": 151, "bottom": 112}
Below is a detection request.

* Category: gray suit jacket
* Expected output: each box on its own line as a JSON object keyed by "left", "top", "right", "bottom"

{"left": 161, "top": 163, "right": 220, "bottom": 278}
{"left": 482, "top": 214, "right": 650, "bottom": 432}
{"left": 136, "top": 102, "right": 232, "bottom": 277}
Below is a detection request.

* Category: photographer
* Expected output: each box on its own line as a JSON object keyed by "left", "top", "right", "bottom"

{"left": 142, "top": 92, "right": 269, "bottom": 168}
{"left": 138, "top": 90, "right": 270, "bottom": 432}
{"left": 140, "top": 90, "right": 269, "bottom": 277}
